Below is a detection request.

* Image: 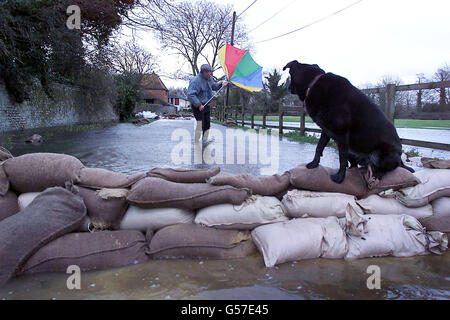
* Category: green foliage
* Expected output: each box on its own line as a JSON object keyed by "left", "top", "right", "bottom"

{"left": 114, "top": 72, "right": 143, "bottom": 121}
{"left": 265, "top": 69, "right": 288, "bottom": 112}
{"left": 0, "top": 0, "right": 138, "bottom": 102}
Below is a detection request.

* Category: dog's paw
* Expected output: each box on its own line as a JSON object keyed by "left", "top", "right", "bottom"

{"left": 330, "top": 172, "right": 345, "bottom": 184}
{"left": 306, "top": 161, "right": 319, "bottom": 169}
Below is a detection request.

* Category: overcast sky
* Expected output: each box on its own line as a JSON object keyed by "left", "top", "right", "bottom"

{"left": 136, "top": 0, "right": 450, "bottom": 88}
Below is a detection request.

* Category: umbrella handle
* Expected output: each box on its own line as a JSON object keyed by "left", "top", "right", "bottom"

{"left": 204, "top": 82, "right": 228, "bottom": 107}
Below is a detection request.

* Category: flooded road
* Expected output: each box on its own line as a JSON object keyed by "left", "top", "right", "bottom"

{"left": 0, "top": 120, "right": 449, "bottom": 300}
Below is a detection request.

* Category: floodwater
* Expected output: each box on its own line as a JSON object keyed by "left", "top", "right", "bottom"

{"left": 0, "top": 119, "right": 449, "bottom": 300}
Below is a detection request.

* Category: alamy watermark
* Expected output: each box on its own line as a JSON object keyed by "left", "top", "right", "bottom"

{"left": 66, "top": 265, "right": 81, "bottom": 290}
{"left": 66, "top": 5, "right": 81, "bottom": 30}
{"left": 366, "top": 265, "right": 381, "bottom": 290}
{"left": 171, "top": 125, "right": 280, "bottom": 175}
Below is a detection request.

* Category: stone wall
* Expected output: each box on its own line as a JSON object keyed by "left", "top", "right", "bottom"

{"left": 0, "top": 81, "right": 119, "bottom": 133}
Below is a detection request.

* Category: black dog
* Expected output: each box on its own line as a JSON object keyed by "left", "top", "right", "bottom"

{"left": 283, "top": 60, "right": 414, "bottom": 184}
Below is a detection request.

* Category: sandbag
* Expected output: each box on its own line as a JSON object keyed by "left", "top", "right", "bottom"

{"left": 127, "top": 177, "right": 251, "bottom": 210}
{"left": 289, "top": 164, "right": 367, "bottom": 198}
{"left": 346, "top": 210, "right": 447, "bottom": 259}
{"left": 0, "top": 164, "right": 9, "bottom": 196}
{"left": 3, "top": 153, "right": 84, "bottom": 193}
{"left": 149, "top": 224, "right": 256, "bottom": 260}
{"left": 17, "top": 192, "right": 91, "bottom": 231}
{"left": 0, "top": 191, "right": 19, "bottom": 222}
{"left": 0, "top": 147, "right": 13, "bottom": 162}
{"left": 421, "top": 157, "right": 450, "bottom": 169}
{"left": 78, "top": 167, "right": 146, "bottom": 189}
{"left": 0, "top": 187, "right": 86, "bottom": 286}
{"left": 282, "top": 190, "right": 358, "bottom": 218}
{"left": 120, "top": 206, "right": 195, "bottom": 231}
{"left": 78, "top": 187, "right": 129, "bottom": 230}
{"left": 207, "top": 172, "right": 290, "bottom": 196}
{"left": 420, "top": 197, "right": 450, "bottom": 233}
{"left": 195, "top": 196, "right": 288, "bottom": 230}
{"left": 21, "top": 230, "right": 149, "bottom": 274}
{"left": 252, "top": 217, "right": 348, "bottom": 267}
{"left": 148, "top": 167, "right": 220, "bottom": 183}
{"left": 396, "top": 169, "right": 450, "bottom": 208}
{"left": 357, "top": 195, "right": 433, "bottom": 220}
{"left": 365, "top": 167, "right": 419, "bottom": 195}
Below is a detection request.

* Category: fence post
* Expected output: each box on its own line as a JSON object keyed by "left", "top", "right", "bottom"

{"left": 234, "top": 105, "right": 238, "bottom": 123}
{"left": 262, "top": 109, "right": 267, "bottom": 129}
{"left": 279, "top": 105, "right": 284, "bottom": 135}
{"left": 251, "top": 112, "right": 255, "bottom": 129}
{"left": 300, "top": 104, "right": 306, "bottom": 136}
{"left": 241, "top": 105, "right": 245, "bottom": 127}
{"left": 385, "top": 84, "right": 396, "bottom": 123}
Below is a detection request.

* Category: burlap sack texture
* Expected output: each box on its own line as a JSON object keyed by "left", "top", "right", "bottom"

{"left": 147, "top": 167, "right": 220, "bottom": 183}
{"left": 149, "top": 224, "right": 257, "bottom": 260}
{"left": 0, "top": 187, "right": 86, "bottom": 286}
{"left": 289, "top": 164, "right": 419, "bottom": 198}
{"left": 396, "top": 169, "right": 450, "bottom": 207}
{"left": 421, "top": 157, "right": 450, "bottom": 169}
{"left": 21, "top": 230, "right": 149, "bottom": 274}
{"left": 0, "top": 190, "right": 19, "bottom": 222}
{"left": 77, "top": 186, "right": 129, "bottom": 230}
{"left": 207, "top": 172, "right": 291, "bottom": 196}
{"left": 78, "top": 167, "right": 146, "bottom": 190}
{"left": 3, "top": 153, "right": 84, "bottom": 193}
{"left": 128, "top": 177, "right": 251, "bottom": 210}
{"left": 420, "top": 197, "right": 450, "bottom": 233}
{"left": 0, "top": 163, "right": 10, "bottom": 196}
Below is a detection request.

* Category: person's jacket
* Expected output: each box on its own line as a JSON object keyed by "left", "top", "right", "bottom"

{"left": 187, "top": 74, "right": 222, "bottom": 108}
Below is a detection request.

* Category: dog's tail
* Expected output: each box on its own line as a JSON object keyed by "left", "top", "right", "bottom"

{"left": 401, "top": 161, "right": 415, "bottom": 173}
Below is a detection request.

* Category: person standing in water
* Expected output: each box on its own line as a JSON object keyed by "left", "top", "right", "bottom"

{"left": 187, "top": 64, "right": 228, "bottom": 146}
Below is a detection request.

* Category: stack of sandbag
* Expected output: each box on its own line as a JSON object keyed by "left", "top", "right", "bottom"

{"left": 148, "top": 224, "right": 256, "bottom": 260}
{"left": 344, "top": 204, "right": 447, "bottom": 259}
{"left": 251, "top": 203, "right": 447, "bottom": 267}
{"left": 394, "top": 168, "right": 450, "bottom": 233}
{"left": 195, "top": 195, "right": 288, "bottom": 230}
{"left": 0, "top": 187, "right": 87, "bottom": 285}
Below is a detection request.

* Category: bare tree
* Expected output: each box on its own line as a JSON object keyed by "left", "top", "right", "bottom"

{"left": 433, "top": 64, "right": 450, "bottom": 106}
{"left": 111, "top": 36, "right": 159, "bottom": 75}
{"left": 127, "top": 0, "right": 249, "bottom": 77}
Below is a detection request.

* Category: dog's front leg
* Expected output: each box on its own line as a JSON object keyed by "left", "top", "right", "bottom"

{"left": 306, "top": 132, "right": 330, "bottom": 169}
{"left": 331, "top": 135, "right": 349, "bottom": 184}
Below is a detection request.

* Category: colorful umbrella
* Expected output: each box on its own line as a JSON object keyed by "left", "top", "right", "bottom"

{"left": 218, "top": 43, "right": 263, "bottom": 92}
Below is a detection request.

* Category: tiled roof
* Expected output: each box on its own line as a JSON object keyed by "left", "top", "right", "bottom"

{"left": 141, "top": 72, "right": 168, "bottom": 91}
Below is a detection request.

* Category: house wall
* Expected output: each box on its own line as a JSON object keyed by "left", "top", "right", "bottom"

{"left": 143, "top": 89, "right": 168, "bottom": 103}
{"left": 0, "top": 81, "right": 118, "bottom": 133}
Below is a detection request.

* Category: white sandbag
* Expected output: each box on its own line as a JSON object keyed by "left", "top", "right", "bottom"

{"left": 357, "top": 195, "right": 433, "bottom": 220}
{"left": 282, "top": 190, "right": 358, "bottom": 218}
{"left": 18, "top": 192, "right": 40, "bottom": 211}
{"left": 195, "top": 196, "right": 288, "bottom": 230}
{"left": 346, "top": 206, "right": 447, "bottom": 259}
{"left": 251, "top": 217, "right": 348, "bottom": 267}
{"left": 420, "top": 197, "right": 450, "bottom": 233}
{"left": 396, "top": 169, "right": 450, "bottom": 208}
{"left": 17, "top": 192, "right": 91, "bottom": 232}
{"left": 120, "top": 206, "right": 195, "bottom": 232}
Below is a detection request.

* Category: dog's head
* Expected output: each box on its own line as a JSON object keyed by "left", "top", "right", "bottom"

{"left": 283, "top": 60, "right": 325, "bottom": 101}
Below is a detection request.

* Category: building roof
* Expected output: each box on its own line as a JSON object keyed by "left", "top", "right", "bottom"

{"left": 141, "top": 72, "right": 168, "bottom": 91}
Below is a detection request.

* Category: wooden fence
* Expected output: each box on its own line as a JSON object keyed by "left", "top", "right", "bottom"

{"left": 213, "top": 80, "right": 450, "bottom": 151}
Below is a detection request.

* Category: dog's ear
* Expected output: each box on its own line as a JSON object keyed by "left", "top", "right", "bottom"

{"left": 283, "top": 60, "right": 299, "bottom": 71}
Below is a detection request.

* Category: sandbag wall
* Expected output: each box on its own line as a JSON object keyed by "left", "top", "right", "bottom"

{"left": 0, "top": 151, "right": 449, "bottom": 286}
